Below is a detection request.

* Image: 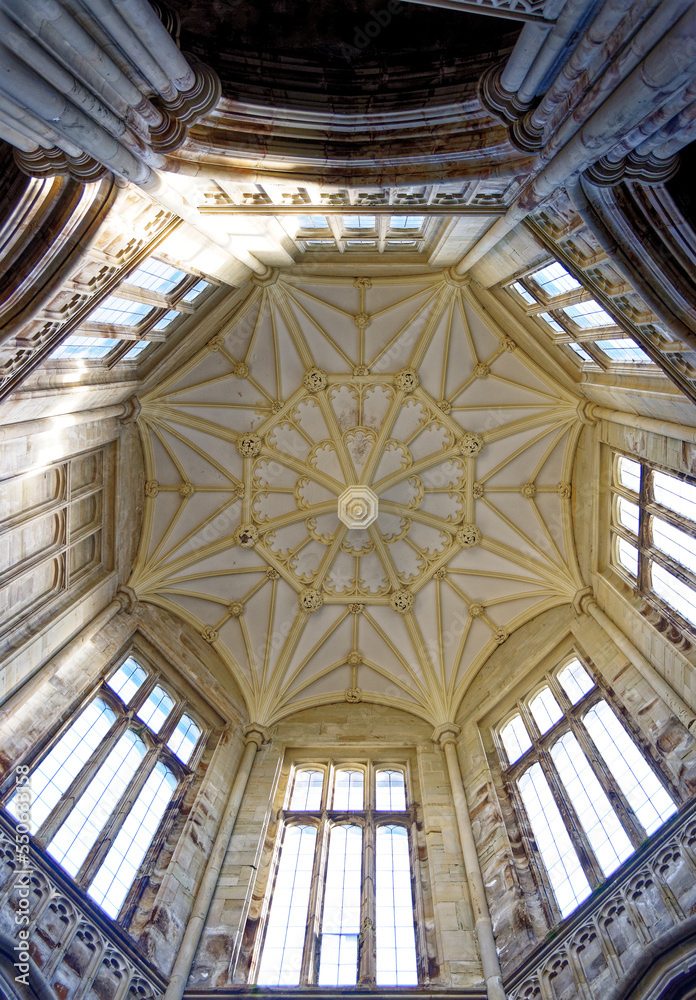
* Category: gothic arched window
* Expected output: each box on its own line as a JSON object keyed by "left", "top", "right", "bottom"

{"left": 255, "top": 762, "right": 419, "bottom": 988}
{"left": 3, "top": 655, "right": 204, "bottom": 920}
{"left": 497, "top": 655, "right": 678, "bottom": 920}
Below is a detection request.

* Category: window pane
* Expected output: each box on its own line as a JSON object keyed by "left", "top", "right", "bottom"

{"left": 257, "top": 825, "right": 317, "bottom": 986}
{"left": 128, "top": 258, "right": 185, "bottom": 293}
{"left": 375, "top": 825, "right": 418, "bottom": 986}
{"left": 318, "top": 825, "right": 362, "bottom": 986}
{"left": 167, "top": 714, "right": 201, "bottom": 764}
{"left": 289, "top": 769, "right": 323, "bottom": 810}
{"left": 568, "top": 342, "right": 593, "bottom": 361}
{"left": 653, "top": 470, "right": 696, "bottom": 522}
{"left": 344, "top": 215, "right": 375, "bottom": 229}
{"left": 181, "top": 280, "right": 211, "bottom": 303}
{"left": 652, "top": 563, "right": 696, "bottom": 627}
{"left": 120, "top": 340, "right": 151, "bottom": 360}
{"left": 550, "top": 732, "right": 633, "bottom": 876}
{"left": 511, "top": 281, "right": 536, "bottom": 304}
{"left": 137, "top": 684, "right": 175, "bottom": 732}
{"left": 500, "top": 714, "right": 532, "bottom": 764}
{"left": 557, "top": 659, "right": 594, "bottom": 704}
{"left": 88, "top": 761, "right": 177, "bottom": 917}
{"left": 88, "top": 296, "right": 154, "bottom": 327}
{"left": 108, "top": 657, "right": 148, "bottom": 704}
{"left": 333, "top": 769, "right": 364, "bottom": 811}
{"left": 618, "top": 497, "right": 639, "bottom": 535}
{"left": 652, "top": 517, "right": 696, "bottom": 574}
{"left": 540, "top": 312, "right": 564, "bottom": 332}
{"left": 297, "top": 215, "right": 328, "bottom": 229}
{"left": 617, "top": 456, "right": 641, "bottom": 493}
{"left": 376, "top": 770, "right": 406, "bottom": 811}
{"left": 529, "top": 687, "right": 563, "bottom": 734}
{"left": 51, "top": 336, "right": 121, "bottom": 359}
{"left": 391, "top": 216, "right": 424, "bottom": 230}
{"left": 595, "top": 339, "right": 651, "bottom": 363}
{"left": 531, "top": 262, "right": 581, "bottom": 297}
{"left": 617, "top": 537, "right": 639, "bottom": 577}
{"left": 6, "top": 698, "right": 115, "bottom": 833}
{"left": 518, "top": 764, "right": 591, "bottom": 917}
{"left": 48, "top": 730, "right": 147, "bottom": 876}
{"left": 583, "top": 702, "right": 676, "bottom": 836}
{"left": 562, "top": 300, "right": 615, "bottom": 329}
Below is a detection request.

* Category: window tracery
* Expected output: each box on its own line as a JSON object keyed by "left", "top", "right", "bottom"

{"left": 255, "top": 761, "right": 419, "bottom": 988}
{"left": 497, "top": 655, "right": 677, "bottom": 921}
{"left": 2, "top": 655, "right": 204, "bottom": 921}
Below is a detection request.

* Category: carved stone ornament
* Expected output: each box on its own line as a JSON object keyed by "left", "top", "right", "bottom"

{"left": 394, "top": 368, "right": 420, "bottom": 393}
{"left": 303, "top": 367, "right": 328, "bottom": 392}
{"left": 228, "top": 602, "right": 244, "bottom": 616}
{"left": 349, "top": 603, "right": 365, "bottom": 614}
{"left": 266, "top": 567, "right": 280, "bottom": 580}
{"left": 472, "top": 482, "right": 484, "bottom": 498}
{"left": 558, "top": 481, "right": 572, "bottom": 499}
{"left": 459, "top": 432, "right": 484, "bottom": 456}
{"left": 271, "top": 400, "right": 283, "bottom": 413}
{"left": 346, "top": 688, "right": 362, "bottom": 702}
{"left": 353, "top": 365, "right": 370, "bottom": 376}
{"left": 233, "top": 362, "right": 249, "bottom": 378}
{"left": 299, "top": 588, "right": 324, "bottom": 613}
{"left": 493, "top": 628, "right": 509, "bottom": 644}
{"left": 237, "top": 433, "right": 262, "bottom": 457}
{"left": 202, "top": 626, "right": 218, "bottom": 643}
{"left": 178, "top": 482, "right": 195, "bottom": 498}
{"left": 390, "top": 589, "right": 414, "bottom": 613}
{"left": 347, "top": 651, "right": 362, "bottom": 666}
{"left": 473, "top": 363, "right": 489, "bottom": 379}
{"left": 434, "top": 568, "right": 447, "bottom": 579}
{"left": 521, "top": 483, "right": 537, "bottom": 499}
{"left": 354, "top": 277, "right": 372, "bottom": 290}
{"left": 502, "top": 337, "right": 517, "bottom": 352}
{"left": 354, "top": 312, "right": 371, "bottom": 328}
{"left": 469, "top": 602, "right": 484, "bottom": 617}
{"left": 145, "top": 480, "right": 159, "bottom": 498}
{"left": 438, "top": 399, "right": 451, "bottom": 413}
{"left": 456, "top": 524, "right": 481, "bottom": 548}
{"left": 208, "top": 336, "right": 224, "bottom": 351}
{"left": 235, "top": 523, "right": 259, "bottom": 548}
{"left": 338, "top": 485, "right": 379, "bottom": 529}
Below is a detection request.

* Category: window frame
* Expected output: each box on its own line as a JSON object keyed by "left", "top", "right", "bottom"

{"left": 0, "top": 646, "right": 210, "bottom": 924}
{"left": 610, "top": 450, "right": 696, "bottom": 636}
{"left": 496, "top": 651, "right": 680, "bottom": 926}
{"left": 249, "top": 756, "right": 426, "bottom": 988}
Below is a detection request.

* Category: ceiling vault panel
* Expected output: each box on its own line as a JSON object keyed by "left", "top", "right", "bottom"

{"left": 130, "top": 270, "right": 584, "bottom": 725}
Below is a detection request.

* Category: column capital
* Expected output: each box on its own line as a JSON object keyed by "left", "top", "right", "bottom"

{"left": 573, "top": 586, "right": 595, "bottom": 616}
{"left": 432, "top": 722, "right": 461, "bottom": 749}
{"left": 243, "top": 722, "right": 271, "bottom": 748}
{"left": 116, "top": 585, "right": 138, "bottom": 614}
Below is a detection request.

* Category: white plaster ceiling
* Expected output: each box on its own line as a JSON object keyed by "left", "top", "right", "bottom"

{"left": 131, "top": 270, "right": 585, "bottom": 725}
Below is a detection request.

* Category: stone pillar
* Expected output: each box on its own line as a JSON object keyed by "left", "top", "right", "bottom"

{"left": 578, "top": 593, "right": 696, "bottom": 734}
{"left": 433, "top": 724, "right": 507, "bottom": 1000}
{"left": 164, "top": 723, "right": 270, "bottom": 1000}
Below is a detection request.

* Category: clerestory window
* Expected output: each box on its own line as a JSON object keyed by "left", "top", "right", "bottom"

{"left": 2, "top": 655, "right": 204, "bottom": 921}
{"left": 255, "top": 762, "right": 419, "bottom": 988}
{"left": 497, "top": 655, "right": 677, "bottom": 922}
{"left": 612, "top": 452, "right": 696, "bottom": 632}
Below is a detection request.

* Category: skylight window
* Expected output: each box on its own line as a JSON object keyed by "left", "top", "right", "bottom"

{"left": 390, "top": 216, "right": 424, "bottom": 229}
{"left": 530, "top": 262, "right": 582, "bottom": 297}
{"left": 595, "top": 339, "right": 651, "bottom": 363}
{"left": 562, "top": 300, "right": 615, "bottom": 329}
{"left": 344, "top": 215, "right": 376, "bottom": 230}
{"left": 568, "top": 343, "right": 593, "bottom": 361}
{"left": 512, "top": 281, "right": 536, "bottom": 304}
{"left": 181, "top": 280, "right": 211, "bottom": 303}
{"left": 51, "top": 336, "right": 121, "bottom": 359}
{"left": 297, "top": 215, "right": 328, "bottom": 229}
{"left": 153, "top": 310, "right": 182, "bottom": 331}
{"left": 126, "top": 258, "right": 185, "bottom": 294}
{"left": 539, "top": 312, "right": 564, "bottom": 333}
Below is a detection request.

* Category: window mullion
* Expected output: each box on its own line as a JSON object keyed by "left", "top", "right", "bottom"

{"left": 36, "top": 713, "right": 130, "bottom": 847}
{"left": 75, "top": 744, "right": 160, "bottom": 887}
{"left": 638, "top": 462, "right": 651, "bottom": 593}
{"left": 301, "top": 814, "right": 326, "bottom": 986}
{"left": 567, "top": 718, "right": 645, "bottom": 849}
{"left": 537, "top": 745, "right": 604, "bottom": 887}
{"left": 359, "top": 812, "right": 376, "bottom": 986}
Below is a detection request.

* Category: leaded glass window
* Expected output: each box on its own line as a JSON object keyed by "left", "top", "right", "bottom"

{"left": 3, "top": 654, "right": 204, "bottom": 922}
{"left": 498, "top": 655, "right": 677, "bottom": 922}
{"left": 256, "top": 762, "right": 419, "bottom": 987}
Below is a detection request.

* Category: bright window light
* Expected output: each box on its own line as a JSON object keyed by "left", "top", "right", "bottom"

{"left": 153, "top": 310, "right": 181, "bottom": 331}
{"left": 529, "top": 687, "right": 563, "bottom": 734}
{"left": 618, "top": 537, "right": 639, "bottom": 577}
{"left": 530, "top": 261, "right": 582, "bottom": 296}
{"left": 653, "top": 470, "right": 696, "bottom": 521}
{"left": 540, "top": 312, "right": 564, "bottom": 333}
{"left": 127, "top": 258, "right": 185, "bottom": 294}
{"left": 596, "top": 339, "right": 651, "bottom": 363}
{"left": 181, "top": 280, "right": 210, "bottom": 303}
{"left": 618, "top": 456, "right": 641, "bottom": 493}
{"left": 51, "top": 336, "right": 121, "bottom": 359}
{"left": 108, "top": 657, "right": 148, "bottom": 703}
{"left": 512, "top": 281, "right": 536, "bottom": 305}
{"left": 568, "top": 343, "right": 593, "bottom": 362}
{"left": 344, "top": 215, "right": 376, "bottom": 229}
{"left": 652, "top": 563, "right": 696, "bottom": 627}
{"left": 557, "top": 659, "right": 594, "bottom": 704}
{"left": 652, "top": 517, "right": 696, "bottom": 573}
{"left": 562, "top": 300, "right": 615, "bottom": 329}
{"left": 500, "top": 714, "right": 532, "bottom": 764}
{"left": 318, "top": 825, "right": 362, "bottom": 986}
{"left": 289, "top": 769, "right": 323, "bottom": 810}
{"left": 120, "top": 341, "right": 151, "bottom": 361}
{"left": 167, "top": 714, "right": 201, "bottom": 764}
{"left": 390, "top": 216, "right": 424, "bottom": 229}
{"left": 618, "top": 497, "right": 640, "bottom": 535}
{"left": 297, "top": 215, "right": 328, "bottom": 229}
{"left": 375, "top": 825, "right": 418, "bottom": 986}
{"left": 137, "top": 684, "right": 175, "bottom": 733}
{"left": 375, "top": 770, "right": 406, "bottom": 811}
{"left": 88, "top": 296, "right": 154, "bottom": 328}
{"left": 333, "top": 770, "right": 364, "bottom": 811}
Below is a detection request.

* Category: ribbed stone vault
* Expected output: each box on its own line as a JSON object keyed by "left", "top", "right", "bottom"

{"left": 130, "top": 270, "right": 584, "bottom": 725}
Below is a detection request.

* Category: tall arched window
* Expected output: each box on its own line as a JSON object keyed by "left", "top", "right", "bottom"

{"left": 255, "top": 762, "right": 419, "bottom": 987}
{"left": 2, "top": 655, "right": 203, "bottom": 920}
{"left": 498, "top": 656, "right": 678, "bottom": 920}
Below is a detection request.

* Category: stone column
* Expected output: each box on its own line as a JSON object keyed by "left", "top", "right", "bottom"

{"left": 164, "top": 723, "right": 270, "bottom": 1000}
{"left": 433, "top": 724, "right": 507, "bottom": 1000}
{"left": 578, "top": 593, "right": 696, "bottom": 734}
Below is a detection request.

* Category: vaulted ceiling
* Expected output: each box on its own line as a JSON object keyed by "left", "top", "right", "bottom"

{"left": 130, "top": 269, "right": 585, "bottom": 725}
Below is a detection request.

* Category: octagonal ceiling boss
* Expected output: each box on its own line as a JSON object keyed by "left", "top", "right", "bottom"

{"left": 130, "top": 271, "right": 585, "bottom": 727}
